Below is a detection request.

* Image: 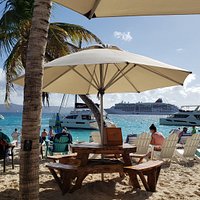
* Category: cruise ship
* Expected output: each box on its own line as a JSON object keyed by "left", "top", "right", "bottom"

{"left": 160, "top": 105, "right": 200, "bottom": 126}
{"left": 105, "top": 98, "right": 179, "bottom": 115}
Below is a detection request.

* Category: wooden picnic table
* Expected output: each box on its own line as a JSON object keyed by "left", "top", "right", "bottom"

{"left": 47, "top": 143, "right": 136, "bottom": 194}
{"left": 71, "top": 143, "right": 136, "bottom": 166}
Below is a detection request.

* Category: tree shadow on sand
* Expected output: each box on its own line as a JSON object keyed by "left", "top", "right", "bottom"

{"left": 39, "top": 177, "right": 153, "bottom": 200}
{"left": 0, "top": 189, "right": 19, "bottom": 200}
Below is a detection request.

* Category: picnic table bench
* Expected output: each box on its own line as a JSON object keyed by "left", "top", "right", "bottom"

{"left": 46, "top": 143, "right": 136, "bottom": 194}
{"left": 124, "top": 160, "right": 163, "bottom": 192}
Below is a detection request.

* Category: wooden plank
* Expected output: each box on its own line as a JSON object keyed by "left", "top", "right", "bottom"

{"left": 138, "top": 171, "right": 150, "bottom": 191}
{"left": 49, "top": 168, "right": 67, "bottom": 194}
{"left": 71, "top": 143, "right": 136, "bottom": 155}
{"left": 47, "top": 153, "right": 77, "bottom": 161}
{"left": 122, "top": 152, "right": 132, "bottom": 166}
{"left": 46, "top": 163, "right": 78, "bottom": 171}
{"left": 127, "top": 171, "right": 141, "bottom": 189}
{"left": 77, "top": 152, "right": 89, "bottom": 166}
{"left": 147, "top": 169, "right": 157, "bottom": 192}
{"left": 124, "top": 160, "right": 163, "bottom": 172}
{"left": 70, "top": 172, "right": 88, "bottom": 193}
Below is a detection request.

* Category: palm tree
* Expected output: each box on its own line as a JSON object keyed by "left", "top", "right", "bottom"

{"left": 0, "top": 0, "right": 102, "bottom": 199}
{"left": 0, "top": 0, "right": 102, "bottom": 103}
{"left": 0, "top": 0, "right": 103, "bottom": 129}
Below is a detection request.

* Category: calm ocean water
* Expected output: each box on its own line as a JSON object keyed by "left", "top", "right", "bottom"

{"left": 0, "top": 112, "right": 179, "bottom": 142}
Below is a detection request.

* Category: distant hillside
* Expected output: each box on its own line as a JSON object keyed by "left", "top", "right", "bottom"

{"left": 0, "top": 104, "right": 73, "bottom": 113}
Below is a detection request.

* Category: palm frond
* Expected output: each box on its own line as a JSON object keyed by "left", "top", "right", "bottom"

{"left": 4, "top": 40, "right": 23, "bottom": 103}
{"left": 51, "top": 22, "right": 103, "bottom": 46}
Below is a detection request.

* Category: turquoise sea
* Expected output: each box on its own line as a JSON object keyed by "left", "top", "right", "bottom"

{"left": 0, "top": 112, "right": 180, "bottom": 142}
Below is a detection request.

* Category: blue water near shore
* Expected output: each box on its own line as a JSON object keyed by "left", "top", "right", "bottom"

{"left": 0, "top": 112, "right": 178, "bottom": 142}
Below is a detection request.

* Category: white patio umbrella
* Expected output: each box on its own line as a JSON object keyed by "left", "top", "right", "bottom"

{"left": 14, "top": 47, "right": 191, "bottom": 144}
{"left": 54, "top": 0, "right": 200, "bottom": 19}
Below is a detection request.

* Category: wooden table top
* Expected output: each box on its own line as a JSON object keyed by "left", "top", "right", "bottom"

{"left": 71, "top": 143, "right": 136, "bottom": 154}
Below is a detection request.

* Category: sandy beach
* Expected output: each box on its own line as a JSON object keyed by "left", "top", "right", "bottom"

{"left": 0, "top": 156, "right": 200, "bottom": 200}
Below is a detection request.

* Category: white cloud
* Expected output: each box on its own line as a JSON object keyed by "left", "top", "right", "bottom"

{"left": 113, "top": 31, "right": 133, "bottom": 42}
{"left": 102, "top": 73, "right": 199, "bottom": 108}
{"left": 184, "top": 74, "right": 196, "bottom": 88}
{"left": 176, "top": 48, "right": 183, "bottom": 52}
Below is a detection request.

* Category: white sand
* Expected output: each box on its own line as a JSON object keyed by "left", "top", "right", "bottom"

{"left": 0, "top": 158, "right": 200, "bottom": 200}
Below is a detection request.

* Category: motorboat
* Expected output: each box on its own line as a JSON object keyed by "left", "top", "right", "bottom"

{"left": 49, "top": 109, "right": 98, "bottom": 130}
{"left": 160, "top": 105, "right": 200, "bottom": 126}
{"left": 0, "top": 114, "right": 4, "bottom": 120}
{"left": 49, "top": 95, "right": 115, "bottom": 130}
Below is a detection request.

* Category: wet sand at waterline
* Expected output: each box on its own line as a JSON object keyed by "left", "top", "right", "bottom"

{"left": 0, "top": 157, "right": 200, "bottom": 200}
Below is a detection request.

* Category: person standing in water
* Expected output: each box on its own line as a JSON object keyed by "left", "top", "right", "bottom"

{"left": 48, "top": 126, "right": 55, "bottom": 141}
{"left": 11, "top": 128, "right": 20, "bottom": 146}
{"left": 191, "top": 126, "right": 197, "bottom": 135}
{"left": 40, "top": 129, "right": 48, "bottom": 144}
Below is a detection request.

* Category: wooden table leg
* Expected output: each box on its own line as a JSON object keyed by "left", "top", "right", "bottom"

{"left": 127, "top": 171, "right": 141, "bottom": 189}
{"left": 77, "top": 153, "right": 89, "bottom": 166}
{"left": 138, "top": 171, "right": 150, "bottom": 191}
{"left": 147, "top": 169, "right": 156, "bottom": 192}
{"left": 122, "top": 152, "right": 132, "bottom": 166}
{"left": 155, "top": 166, "right": 161, "bottom": 184}
{"left": 70, "top": 171, "right": 88, "bottom": 193}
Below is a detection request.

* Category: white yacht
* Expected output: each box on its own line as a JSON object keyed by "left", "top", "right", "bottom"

{"left": 0, "top": 114, "right": 4, "bottom": 120}
{"left": 49, "top": 95, "right": 115, "bottom": 130}
{"left": 160, "top": 105, "right": 200, "bottom": 126}
{"left": 49, "top": 109, "right": 99, "bottom": 130}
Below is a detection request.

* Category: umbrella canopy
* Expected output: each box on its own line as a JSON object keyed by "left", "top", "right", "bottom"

{"left": 14, "top": 47, "right": 191, "bottom": 143}
{"left": 14, "top": 48, "right": 191, "bottom": 94}
{"left": 54, "top": 0, "right": 200, "bottom": 19}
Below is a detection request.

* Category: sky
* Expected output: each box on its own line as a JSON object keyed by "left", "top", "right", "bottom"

{"left": 1, "top": 3, "right": 200, "bottom": 108}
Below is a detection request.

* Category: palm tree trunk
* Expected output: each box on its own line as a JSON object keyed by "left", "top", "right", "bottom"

{"left": 79, "top": 95, "right": 102, "bottom": 130}
{"left": 19, "top": 1, "right": 52, "bottom": 199}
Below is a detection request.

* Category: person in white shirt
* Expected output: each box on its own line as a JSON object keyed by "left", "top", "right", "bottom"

{"left": 11, "top": 128, "right": 20, "bottom": 146}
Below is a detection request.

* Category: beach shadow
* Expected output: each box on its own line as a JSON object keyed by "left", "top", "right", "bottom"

{"left": 39, "top": 176, "right": 153, "bottom": 200}
{"left": 178, "top": 160, "right": 195, "bottom": 167}
{"left": 117, "top": 189, "right": 153, "bottom": 200}
{"left": 0, "top": 189, "right": 19, "bottom": 200}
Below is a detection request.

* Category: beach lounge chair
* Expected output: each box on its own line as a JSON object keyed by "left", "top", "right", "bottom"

{"left": 48, "top": 135, "right": 69, "bottom": 156}
{"left": 175, "top": 133, "right": 200, "bottom": 162}
{"left": 152, "top": 133, "right": 178, "bottom": 162}
{"left": 130, "top": 132, "right": 151, "bottom": 163}
{"left": 196, "top": 149, "right": 200, "bottom": 158}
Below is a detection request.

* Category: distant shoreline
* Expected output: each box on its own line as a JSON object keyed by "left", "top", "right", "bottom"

{"left": 0, "top": 103, "right": 73, "bottom": 113}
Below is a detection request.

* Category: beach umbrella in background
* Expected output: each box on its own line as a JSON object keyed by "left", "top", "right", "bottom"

{"left": 14, "top": 46, "right": 191, "bottom": 144}
{"left": 54, "top": 0, "right": 200, "bottom": 19}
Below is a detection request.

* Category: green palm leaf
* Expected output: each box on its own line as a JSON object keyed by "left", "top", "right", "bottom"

{"left": 0, "top": 0, "right": 103, "bottom": 104}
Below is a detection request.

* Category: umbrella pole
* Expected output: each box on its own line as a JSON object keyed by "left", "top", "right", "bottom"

{"left": 100, "top": 92, "right": 104, "bottom": 145}
{"left": 100, "top": 91, "right": 105, "bottom": 181}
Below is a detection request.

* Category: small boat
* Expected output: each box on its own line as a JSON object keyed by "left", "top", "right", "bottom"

{"left": 0, "top": 114, "right": 4, "bottom": 120}
{"left": 49, "top": 95, "right": 115, "bottom": 130}
{"left": 160, "top": 105, "right": 200, "bottom": 126}
{"left": 49, "top": 109, "right": 98, "bottom": 130}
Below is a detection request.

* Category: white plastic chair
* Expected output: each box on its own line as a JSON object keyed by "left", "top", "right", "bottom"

{"left": 130, "top": 132, "right": 151, "bottom": 163}
{"left": 152, "top": 133, "right": 178, "bottom": 161}
{"left": 175, "top": 134, "right": 200, "bottom": 162}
